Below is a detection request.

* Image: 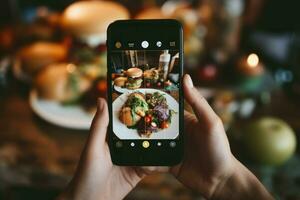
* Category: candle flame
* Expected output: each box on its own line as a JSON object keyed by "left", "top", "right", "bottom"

{"left": 247, "top": 53, "right": 259, "bottom": 68}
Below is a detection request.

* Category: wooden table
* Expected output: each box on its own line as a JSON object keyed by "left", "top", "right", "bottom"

{"left": 0, "top": 81, "right": 87, "bottom": 189}
{"left": 1, "top": 78, "right": 300, "bottom": 199}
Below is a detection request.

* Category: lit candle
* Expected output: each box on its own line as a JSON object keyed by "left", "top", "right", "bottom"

{"left": 237, "top": 53, "right": 264, "bottom": 76}
{"left": 235, "top": 53, "right": 265, "bottom": 91}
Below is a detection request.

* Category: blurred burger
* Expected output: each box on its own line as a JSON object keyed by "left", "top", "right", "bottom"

{"left": 125, "top": 68, "right": 143, "bottom": 89}
{"left": 17, "top": 42, "right": 67, "bottom": 76}
{"left": 35, "top": 63, "right": 91, "bottom": 102}
{"left": 135, "top": 7, "right": 167, "bottom": 19}
{"left": 61, "top": 1, "right": 129, "bottom": 47}
{"left": 61, "top": 1, "right": 129, "bottom": 83}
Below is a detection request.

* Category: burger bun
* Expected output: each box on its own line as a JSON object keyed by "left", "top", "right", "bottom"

{"left": 18, "top": 42, "right": 67, "bottom": 76}
{"left": 126, "top": 67, "right": 143, "bottom": 78}
{"left": 35, "top": 63, "right": 91, "bottom": 101}
{"left": 114, "top": 77, "right": 127, "bottom": 87}
{"left": 61, "top": 1, "right": 129, "bottom": 46}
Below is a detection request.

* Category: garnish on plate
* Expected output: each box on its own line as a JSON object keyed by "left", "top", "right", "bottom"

{"left": 119, "top": 91, "right": 175, "bottom": 137}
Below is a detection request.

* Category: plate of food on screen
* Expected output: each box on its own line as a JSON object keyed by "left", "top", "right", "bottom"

{"left": 112, "top": 89, "right": 179, "bottom": 139}
{"left": 113, "top": 67, "right": 176, "bottom": 93}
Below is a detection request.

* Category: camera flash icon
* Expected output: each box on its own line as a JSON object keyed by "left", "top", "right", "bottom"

{"left": 156, "top": 41, "right": 162, "bottom": 47}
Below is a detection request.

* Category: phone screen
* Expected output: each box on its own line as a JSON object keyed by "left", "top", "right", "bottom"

{"left": 107, "top": 20, "right": 183, "bottom": 165}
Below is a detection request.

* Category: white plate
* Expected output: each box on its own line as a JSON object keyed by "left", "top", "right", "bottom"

{"left": 114, "top": 84, "right": 134, "bottom": 93}
{"left": 113, "top": 88, "right": 179, "bottom": 140}
{"left": 29, "top": 90, "right": 94, "bottom": 130}
{"left": 114, "top": 84, "right": 173, "bottom": 94}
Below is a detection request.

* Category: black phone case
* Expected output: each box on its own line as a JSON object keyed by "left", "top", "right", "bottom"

{"left": 107, "top": 19, "right": 184, "bottom": 166}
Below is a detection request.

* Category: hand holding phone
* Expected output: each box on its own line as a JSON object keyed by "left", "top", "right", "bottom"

{"left": 58, "top": 19, "right": 272, "bottom": 200}
{"left": 58, "top": 75, "right": 272, "bottom": 200}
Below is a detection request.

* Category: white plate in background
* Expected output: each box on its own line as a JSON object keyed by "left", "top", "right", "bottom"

{"left": 29, "top": 90, "right": 94, "bottom": 130}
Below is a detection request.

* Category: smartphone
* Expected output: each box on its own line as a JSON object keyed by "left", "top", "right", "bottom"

{"left": 107, "top": 19, "right": 184, "bottom": 166}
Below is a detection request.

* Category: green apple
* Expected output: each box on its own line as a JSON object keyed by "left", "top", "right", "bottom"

{"left": 244, "top": 117, "right": 297, "bottom": 165}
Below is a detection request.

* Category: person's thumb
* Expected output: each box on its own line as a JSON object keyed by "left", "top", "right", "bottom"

{"left": 89, "top": 98, "right": 109, "bottom": 147}
{"left": 183, "top": 74, "right": 219, "bottom": 127}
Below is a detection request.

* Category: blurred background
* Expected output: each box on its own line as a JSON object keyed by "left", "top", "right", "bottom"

{"left": 0, "top": 0, "right": 300, "bottom": 199}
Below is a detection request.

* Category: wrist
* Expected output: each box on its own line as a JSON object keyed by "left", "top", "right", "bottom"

{"left": 57, "top": 171, "right": 142, "bottom": 200}
{"left": 209, "top": 158, "right": 241, "bottom": 200}
{"left": 200, "top": 156, "right": 237, "bottom": 199}
{"left": 210, "top": 158, "right": 273, "bottom": 200}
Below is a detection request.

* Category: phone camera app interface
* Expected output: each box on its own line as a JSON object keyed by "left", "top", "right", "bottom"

{"left": 111, "top": 45, "right": 180, "bottom": 140}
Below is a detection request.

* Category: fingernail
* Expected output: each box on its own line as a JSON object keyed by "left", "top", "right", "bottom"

{"left": 97, "top": 98, "right": 104, "bottom": 112}
{"left": 185, "top": 74, "right": 194, "bottom": 88}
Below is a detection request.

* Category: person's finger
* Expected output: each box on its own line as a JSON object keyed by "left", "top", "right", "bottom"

{"left": 89, "top": 98, "right": 109, "bottom": 146}
{"left": 74, "top": 98, "right": 109, "bottom": 177}
{"left": 183, "top": 74, "right": 219, "bottom": 127}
